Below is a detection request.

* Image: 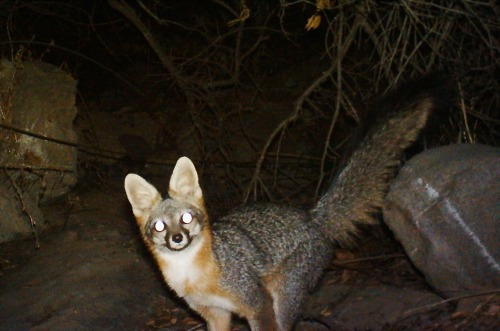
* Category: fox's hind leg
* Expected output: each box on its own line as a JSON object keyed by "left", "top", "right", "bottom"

{"left": 246, "top": 287, "right": 281, "bottom": 331}
{"left": 264, "top": 239, "right": 332, "bottom": 331}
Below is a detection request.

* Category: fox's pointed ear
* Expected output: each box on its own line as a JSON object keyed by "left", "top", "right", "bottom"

{"left": 124, "top": 174, "right": 161, "bottom": 223}
{"left": 169, "top": 157, "right": 203, "bottom": 206}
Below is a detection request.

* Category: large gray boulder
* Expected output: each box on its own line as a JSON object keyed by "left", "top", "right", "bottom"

{"left": 384, "top": 144, "right": 500, "bottom": 298}
{"left": 0, "top": 59, "right": 77, "bottom": 243}
{"left": 5, "top": 59, "right": 78, "bottom": 201}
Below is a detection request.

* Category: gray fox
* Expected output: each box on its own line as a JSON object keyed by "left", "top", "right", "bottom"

{"left": 124, "top": 77, "right": 447, "bottom": 331}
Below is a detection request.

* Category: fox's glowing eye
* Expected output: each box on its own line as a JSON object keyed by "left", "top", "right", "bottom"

{"left": 181, "top": 212, "right": 193, "bottom": 224}
{"left": 154, "top": 221, "right": 165, "bottom": 232}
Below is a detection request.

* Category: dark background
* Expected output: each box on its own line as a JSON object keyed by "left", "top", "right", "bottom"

{"left": 1, "top": 0, "right": 498, "bottom": 208}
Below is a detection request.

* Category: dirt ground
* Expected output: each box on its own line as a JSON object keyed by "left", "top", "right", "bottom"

{"left": 0, "top": 171, "right": 498, "bottom": 331}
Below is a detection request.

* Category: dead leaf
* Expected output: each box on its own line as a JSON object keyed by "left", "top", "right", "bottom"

{"left": 305, "top": 14, "right": 321, "bottom": 31}
{"left": 317, "top": 0, "right": 333, "bottom": 11}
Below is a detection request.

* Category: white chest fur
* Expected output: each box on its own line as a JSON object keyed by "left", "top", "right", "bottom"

{"left": 155, "top": 239, "right": 205, "bottom": 297}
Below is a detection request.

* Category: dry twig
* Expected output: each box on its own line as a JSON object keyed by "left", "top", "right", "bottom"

{"left": 4, "top": 170, "right": 40, "bottom": 248}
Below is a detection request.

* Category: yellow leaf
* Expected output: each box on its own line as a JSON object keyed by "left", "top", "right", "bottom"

{"left": 317, "top": 0, "right": 333, "bottom": 10}
{"left": 305, "top": 14, "right": 322, "bottom": 31}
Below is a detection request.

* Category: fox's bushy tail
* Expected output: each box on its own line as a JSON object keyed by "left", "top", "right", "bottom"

{"left": 311, "top": 76, "right": 450, "bottom": 246}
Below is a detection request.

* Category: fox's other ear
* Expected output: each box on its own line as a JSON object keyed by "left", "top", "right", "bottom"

{"left": 169, "top": 157, "right": 203, "bottom": 205}
{"left": 124, "top": 174, "right": 161, "bottom": 223}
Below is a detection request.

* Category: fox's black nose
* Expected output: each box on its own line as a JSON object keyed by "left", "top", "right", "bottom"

{"left": 172, "top": 233, "right": 183, "bottom": 243}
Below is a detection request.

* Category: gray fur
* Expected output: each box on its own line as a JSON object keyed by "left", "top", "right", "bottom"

{"left": 212, "top": 204, "right": 331, "bottom": 324}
